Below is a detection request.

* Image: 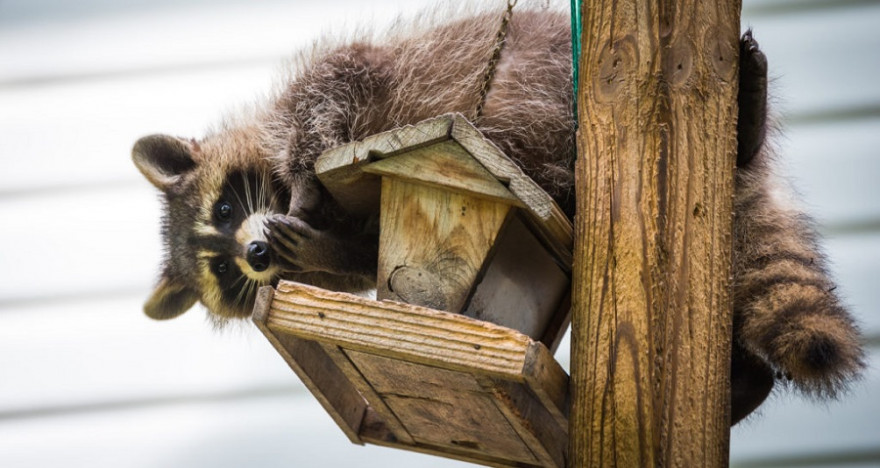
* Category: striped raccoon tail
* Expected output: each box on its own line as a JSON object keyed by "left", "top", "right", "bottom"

{"left": 732, "top": 162, "right": 865, "bottom": 398}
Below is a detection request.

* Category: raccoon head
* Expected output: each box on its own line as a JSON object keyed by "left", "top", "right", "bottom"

{"left": 133, "top": 131, "right": 290, "bottom": 322}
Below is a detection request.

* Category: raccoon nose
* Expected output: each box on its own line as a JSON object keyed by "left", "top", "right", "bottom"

{"left": 247, "top": 241, "right": 271, "bottom": 272}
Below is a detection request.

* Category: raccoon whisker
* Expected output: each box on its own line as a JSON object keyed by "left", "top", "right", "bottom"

{"left": 239, "top": 282, "right": 257, "bottom": 311}
{"left": 252, "top": 278, "right": 262, "bottom": 299}
{"left": 258, "top": 171, "right": 269, "bottom": 211}
{"left": 255, "top": 173, "right": 263, "bottom": 211}
{"left": 244, "top": 172, "right": 255, "bottom": 215}
{"left": 229, "top": 182, "right": 250, "bottom": 217}
{"left": 231, "top": 273, "right": 251, "bottom": 308}
{"left": 266, "top": 176, "right": 276, "bottom": 212}
{"left": 230, "top": 272, "right": 248, "bottom": 288}
{"left": 241, "top": 277, "right": 261, "bottom": 310}
{"left": 245, "top": 277, "right": 259, "bottom": 301}
{"left": 233, "top": 278, "right": 247, "bottom": 309}
{"left": 262, "top": 171, "right": 270, "bottom": 208}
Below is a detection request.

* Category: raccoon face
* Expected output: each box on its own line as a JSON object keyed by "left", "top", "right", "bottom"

{"left": 133, "top": 132, "right": 290, "bottom": 321}
{"left": 194, "top": 169, "right": 290, "bottom": 319}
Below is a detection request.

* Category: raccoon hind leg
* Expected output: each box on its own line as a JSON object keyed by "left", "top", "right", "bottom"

{"left": 736, "top": 30, "right": 769, "bottom": 168}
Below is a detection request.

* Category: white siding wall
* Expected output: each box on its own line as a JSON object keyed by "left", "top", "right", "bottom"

{"left": 0, "top": 1, "right": 876, "bottom": 467}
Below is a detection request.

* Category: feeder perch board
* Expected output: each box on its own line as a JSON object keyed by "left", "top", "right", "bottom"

{"left": 252, "top": 114, "right": 573, "bottom": 467}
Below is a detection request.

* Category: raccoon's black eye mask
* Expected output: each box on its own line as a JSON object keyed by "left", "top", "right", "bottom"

{"left": 212, "top": 170, "right": 280, "bottom": 233}
{"left": 210, "top": 256, "right": 246, "bottom": 295}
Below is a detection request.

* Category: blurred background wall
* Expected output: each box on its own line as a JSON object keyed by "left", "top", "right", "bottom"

{"left": 0, "top": 0, "right": 877, "bottom": 466}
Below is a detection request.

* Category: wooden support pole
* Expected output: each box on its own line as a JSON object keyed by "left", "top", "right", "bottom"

{"left": 569, "top": 0, "right": 741, "bottom": 466}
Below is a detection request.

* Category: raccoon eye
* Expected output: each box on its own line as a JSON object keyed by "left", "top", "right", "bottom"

{"left": 214, "top": 261, "right": 229, "bottom": 275}
{"left": 214, "top": 201, "right": 233, "bottom": 221}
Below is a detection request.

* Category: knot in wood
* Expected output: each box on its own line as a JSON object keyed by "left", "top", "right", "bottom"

{"left": 663, "top": 38, "right": 694, "bottom": 88}
{"left": 705, "top": 26, "right": 738, "bottom": 82}
{"left": 388, "top": 265, "right": 448, "bottom": 310}
{"left": 594, "top": 36, "right": 638, "bottom": 103}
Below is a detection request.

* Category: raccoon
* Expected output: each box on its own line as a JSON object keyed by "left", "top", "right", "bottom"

{"left": 132, "top": 7, "right": 863, "bottom": 424}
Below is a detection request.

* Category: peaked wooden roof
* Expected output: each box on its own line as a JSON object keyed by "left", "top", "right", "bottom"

{"left": 315, "top": 113, "right": 574, "bottom": 268}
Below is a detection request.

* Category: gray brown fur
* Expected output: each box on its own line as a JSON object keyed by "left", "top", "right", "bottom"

{"left": 733, "top": 137, "right": 864, "bottom": 399}
{"left": 132, "top": 6, "right": 863, "bottom": 422}
{"left": 260, "top": 7, "right": 575, "bottom": 217}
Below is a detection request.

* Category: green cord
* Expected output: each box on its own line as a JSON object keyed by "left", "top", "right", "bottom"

{"left": 570, "top": 0, "right": 582, "bottom": 123}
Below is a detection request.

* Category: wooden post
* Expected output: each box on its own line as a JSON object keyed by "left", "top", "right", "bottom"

{"left": 569, "top": 0, "right": 741, "bottom": 466}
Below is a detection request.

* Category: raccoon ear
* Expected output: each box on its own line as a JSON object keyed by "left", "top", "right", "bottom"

{"left": 132, "top": 134, "right": 198, "bottom": 192}
{"left": 143, "top": 276, "right": 199, "bottom": 320}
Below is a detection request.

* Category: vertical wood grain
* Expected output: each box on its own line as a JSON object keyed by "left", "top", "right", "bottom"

{"left": 570, "top": 0, "right": 740, "bottom": 466}
{"left": 376, "top": 178, "right": 511, "bottom": 312}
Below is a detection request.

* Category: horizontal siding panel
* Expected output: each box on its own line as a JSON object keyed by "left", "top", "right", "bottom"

{"left": 781, "top": 119, "right": 880, "bottom": 227}
{"left": 3, "top": 72, "right": 878, "bottom": 226}
{"left": 2, "top": 1, "right": 876, "bottom": 204}
{"left": 0, "top": 296, "right": 299, "bottom": 416}
{"left": 730, "top": 348, "right": 880, "bottom": 463}
{"left": 0, "top": 66, "right": 276, "bottom": 193}
{"left": 0, "top": 0, "right": 264, "bottom": 25}
{"left": 0, "top": 394, "right": 470, "bottom": 468}
{"left": 2, "top": 0, "right": 876, "bottom": 120}
{"left": 0, "top": 186, "right": 160, "bottom": 301}
{"left": 823, "top": 232, "right": 880, "bottom": 337}
{"left": 0, "top": 0, "right": 439, "bottom": 85}
{"left": 742, "top": 2, "right": 880, "bottom": 117}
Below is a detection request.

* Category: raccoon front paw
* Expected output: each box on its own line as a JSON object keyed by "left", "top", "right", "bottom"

{"left": 265, "top": 214, "right": 335, "bottom": 274}
{"left": 737, "top": 30, "right": 769, "bottom": 168}
{"left": 265, "top": 214, "right": 378, "bottom": 278}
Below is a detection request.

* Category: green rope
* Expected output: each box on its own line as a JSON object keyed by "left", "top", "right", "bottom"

{"left": 570, "top": 0, "right": 582, "bottom": 123}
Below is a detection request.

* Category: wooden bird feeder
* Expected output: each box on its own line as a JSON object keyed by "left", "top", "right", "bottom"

{"left": 252, "top": 114, "right": 573, "bottom": 467}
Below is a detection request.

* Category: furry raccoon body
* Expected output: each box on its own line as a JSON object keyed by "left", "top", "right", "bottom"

{"left": 132, "top": 7, "right": 863, "bottom": 423}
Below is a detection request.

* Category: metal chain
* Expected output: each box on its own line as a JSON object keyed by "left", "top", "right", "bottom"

{"left": 473, "top": 0, "right": 518, "bottom": 121}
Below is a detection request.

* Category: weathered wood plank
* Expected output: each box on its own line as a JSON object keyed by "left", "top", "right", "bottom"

{"left": 447, "top": 115, "right": 554, "bottom": 218}
{"left": 377, "top": 178, "right": 512, "bottom": 312}
{"left": 464, "top": 214, "right": 570, "bottom": 345}
{"left": 262, "top": 281, "right": 571, "bottom": 467}
{"left": 346, "top": 349, "right": 486, "bottom": 395}
{"left": 314, "top": 114, "right": 574, "bottom": 270}
{"left": 265, "top": 281, "right": 534, "bottom": 379}
{"left": 315, "top": 115, "right": 455, "bottom": 215}
{"left": 320, "top": 344, "right": 416, "bottom": 445}
{"left": 522, "top": 341, "right": 570, "bottom": 429}
{"left": 477, "top": 376, "right": 567, "bottom": 467}
{"left": 347, "top": 350, "right": 538, "bottom": 464}
{"left": 252, "top": 287, "right": 366, "bottom": 445}
{"left": 448, "top": 115, "right": 574, "bottom": 268}
{"left": 571, "top": 0, "right": 739, "bottom": 466}
{"left": 363, "top": 140, "right": 521, "bottom": 206}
